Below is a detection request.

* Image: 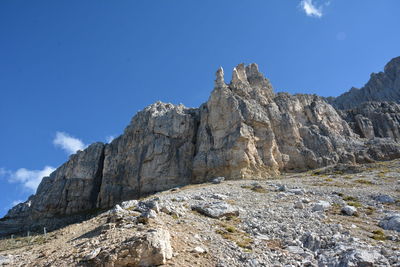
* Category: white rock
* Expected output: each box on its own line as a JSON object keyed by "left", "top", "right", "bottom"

{"left": 210, "top": 193, "right": 228, "bottom": 200}
{"left": 191, "top": 246, "right": 206, "bottom": 254}
{"left": 191, "top": 201, "right": 239, "bottom": 218}
{"left": 83, "top": 248, "right": 101, "bottom": 261}
{"left": 120, "top": 200, "right": 138, "bottom": 209}
{"left": 312, "top": 201, "right": 331, "bottom": 212}
{"left": 294, "top": 201, "right": 305, "bottom": 209}
{"left": 342, "top": 205, "right": 357, "bottom": 216}
{"left": 211, "top": 177, "right": 225, "bottom": 184}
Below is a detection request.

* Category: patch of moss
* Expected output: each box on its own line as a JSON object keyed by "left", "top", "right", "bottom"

{"left": 236, "top": 237, "right": 253, "bottom": 249}
{"left": 371, "top": 230, "right": 386, "bottom": 241}
{"left": 343, "top": 196, "right": 358, "bottom": 202}
{"left": 346, "top": 201, "right": 362, "bottom": 208}
{"left": 354, "top": 179, "right": 374, "bottom": 185}
{"left": 365, "top": 206, "right": 375, "bottom": 215}
{"left": 215, "top": 219, "right": 253, "bottom": 250}
{"left": 251, "top": 186, "right": 268, "bottom": 193}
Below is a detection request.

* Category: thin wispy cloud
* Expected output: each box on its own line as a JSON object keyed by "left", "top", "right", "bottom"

{"left": 12, "top": 200, "right": 24, "bottom": 206}
{"left": 0, "top": 168, "right": 9, "bottom": 177}
{"left": 53, "top": 131, "right": 86, "bottom": 155}
{"left": 300, "top": 0, "right": 326, "bottom": 18}
{"left": 106, "top": 135, "right": 115, "bottom": 143}
{"left": 7, "top": 166, "right": 55, "bottom": 192}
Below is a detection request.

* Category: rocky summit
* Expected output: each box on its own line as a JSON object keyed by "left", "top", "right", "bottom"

{"left": 1, "top": 58, "right": 400, "bottom": 266}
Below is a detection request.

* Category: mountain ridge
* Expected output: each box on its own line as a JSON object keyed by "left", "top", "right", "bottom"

{"left": 2, "top": 58, "right": 400, "bottom": 236}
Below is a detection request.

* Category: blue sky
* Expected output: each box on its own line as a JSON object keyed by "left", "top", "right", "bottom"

{"left": 0, "top": 0, "right": 399, "bottom": 216}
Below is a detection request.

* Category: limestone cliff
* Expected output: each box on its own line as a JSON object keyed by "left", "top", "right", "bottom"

{"left": 2, "top": 60, "right": 400, "bottom": 236}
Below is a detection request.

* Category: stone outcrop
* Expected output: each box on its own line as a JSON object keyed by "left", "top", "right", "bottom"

{"left": 97, "top": 102, "right": 198, "bottom": 209}
{"left": 330, "top": 56, "right": 400, "bottom": 109}
{"left": 339, "top": 101, "right": 400, "bottom": 141}
{"left": 2, "top": 59, "right": 400, "bottom": 236}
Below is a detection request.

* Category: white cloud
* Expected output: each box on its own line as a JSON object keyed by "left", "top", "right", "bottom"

{"left": 106, "top": 135, "right": 115, "bottom": 143}
{"left": 300, "top": 0, "right": 323, "bottom": 18}
{"left": 12, "top": 200, "right": 24, "bottom": 206}
{"left": 8, "top": 166, "right": 55, "bottom": 192}
{"left": 53, "top": 131, "right": 85, "bottom": 155}
{"left": 0, "top": 167, "right": 8, "bottom": 176}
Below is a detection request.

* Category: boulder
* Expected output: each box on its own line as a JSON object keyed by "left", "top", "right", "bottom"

{"left": 106, "top": 229, "right": 173, "bottom": 266}
{"left": 312, "top": 201, "right": 331, "bottom": 212}
{"left": 341, "top": 205, "right": 357, "bottom": 216}
{"left": 191, "top": 202, "right": 239, "bottom": 218}
{"left": 379, "top": 214, "right": 400, "bottom": 232}
{"left": 374, "top": 194, "right": 395, "bottom": 204}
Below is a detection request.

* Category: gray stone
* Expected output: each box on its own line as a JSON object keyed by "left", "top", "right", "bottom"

{"left": 191, "top": 202, "right": 239, "bottom": 218}
{"left": 288, "top": 188, "right": 305, "bottom": 195}
{"left": 211, "top": 177, "right": 225, "bottom": 184}
{"left": 294, "top": 201, "right": 305, "bottom": 209}
{"left": 379, "top": 214, "right": 400, "bottom": 232}
{"left": 374, "top": 194, "right": 395, "bottom": 204}
{"left": 312, "top": 201, "right": 331, "bottom": 212}
{"left": 120, "top": 200, "right": 138, "bottom": 210}
{"left": 341, "top": 205, "right": 357, "bottom": 216}
{"left": 105, "top": 229, "right": 173, "bottom": 266}
{"left": 338, "top": 249, "right": 387, "bottom": 267}
{"left": 83, "top": 248, "right": 101, "bottom": 261}
{"left": 210, "top": 193, "right": 228, "bottom": 200}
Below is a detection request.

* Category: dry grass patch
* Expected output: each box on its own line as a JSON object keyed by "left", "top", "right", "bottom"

{"left": 342, "top": 196, "right": 358, "bottom": 202}
{"left": 354, "top": 179, "right": 374, "bottom": 185}
{"left": 215, "top": 218, "right": 253, "bottom": 250}
{"left": 0, "top": 234, "right": 48, "bottom": 252}
{"left": 370, "top": 230, "right": 387, "bottom": 241}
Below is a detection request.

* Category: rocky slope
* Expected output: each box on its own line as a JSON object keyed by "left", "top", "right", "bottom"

{"left": 2, "top": 60, "right": 400, "bottom": 237}
{"left": 0, "top": 160, "right": 399, "bottom": 266}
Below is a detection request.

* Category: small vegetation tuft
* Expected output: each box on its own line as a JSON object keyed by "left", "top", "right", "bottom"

{"left": 343, "top": 196, "right": 358, "bottom": 202}
{"left": 354, "top": 179, "right": 374, "bottom": 185}
{"left": 346, "top": 201, "right": 362, "bottom": 208}
{"left": 215, "top": 218, "right": 253, "bottom": 250}
{"left": 370, "top": 230, "right": 386, "bottom": 241}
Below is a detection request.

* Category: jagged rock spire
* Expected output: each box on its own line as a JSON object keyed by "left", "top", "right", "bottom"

{"left": 229, "top": 63, "right": 274, "bottom": 98}
{"left": 214, "top": 66, "right": 226, "bottom": 88}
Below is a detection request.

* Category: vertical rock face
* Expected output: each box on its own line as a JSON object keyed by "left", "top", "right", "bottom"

{"left": 30, "top": 142, "right": 106, "bottom": 217}
{"left": 97, "top": 102, "right": 199, "bottom": 209}
{"left": 192, "top": 63, "right": 388, "bottom": 183}
{"left": 340, "top": 102, "right": 400, "bottom": 141}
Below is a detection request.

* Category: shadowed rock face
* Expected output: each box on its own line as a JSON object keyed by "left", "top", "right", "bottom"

{"left": 97, "top": 102, "right": 199, "bottom": 209}
{"left": 2, "top": 60, "right": 400, "bottom": 236}
{"left": 330, "top": 56, "right": 400, "bottom": 109}
{"left": 340, "top": 102, "right": 400, "bottom": 141}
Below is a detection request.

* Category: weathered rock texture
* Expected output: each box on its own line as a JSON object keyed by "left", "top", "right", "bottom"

{"left": 2, "top": 59, "right": 400, "bottom": 236}
{"left": 329, "top": 56, "right": 400, "bottom": 109}
{"left": 339, "top": 102, "right": 400, "bottom": 141}
{"left": 97, "top": 102, "right": 198, "bottom": 209}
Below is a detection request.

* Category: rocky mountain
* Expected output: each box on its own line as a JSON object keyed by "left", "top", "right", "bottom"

{"left": 2, "top": 60, "right": 400, "bottom": 237}
{"left": 1, "top": 160, "right": 399, "bottom": 266}
{"left": 329, "top": 56, "right": 400, "bottom": 109}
